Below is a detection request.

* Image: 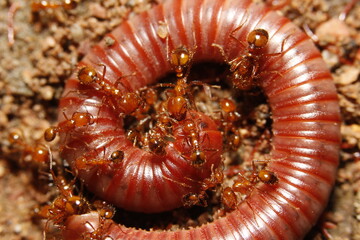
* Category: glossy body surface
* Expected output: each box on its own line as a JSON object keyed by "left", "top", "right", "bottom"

{"left": 60, "top": 0, "right": 341, "bottom": 239}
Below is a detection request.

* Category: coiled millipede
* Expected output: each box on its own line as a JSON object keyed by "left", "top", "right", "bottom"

{"left": 50, "top": 0, "right": 342, "bottom": 239}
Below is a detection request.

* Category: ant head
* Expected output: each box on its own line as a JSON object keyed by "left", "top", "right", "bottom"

{"left": 170, "top": 46, "right": 190, "bottom": 68}
{"left": 247, "top": 29, "right": 269, "bottom": 49}
{"left": 8, "top": 129, "right": 23, "bottom": 144}
{"left": 110, "top": 150, "right": 124, "bottom": 163}
{"left": 220, "top": 98, "right": 236, "bottom": 113}
{"left": 170, "top": 46, "right": 193, "bottom": 77}
{"left": 78, "top": 66, "right": 98, "bottom": 84}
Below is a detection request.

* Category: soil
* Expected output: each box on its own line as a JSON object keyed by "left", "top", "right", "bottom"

{"left": 0, "top": 0, "right": 359, "bottom": 239}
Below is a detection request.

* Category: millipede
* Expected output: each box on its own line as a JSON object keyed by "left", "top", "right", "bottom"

{"left": 46, "top": 0, "right": 342, "bottom": 239}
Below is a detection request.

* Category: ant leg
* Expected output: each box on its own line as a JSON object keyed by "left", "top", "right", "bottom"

{"left": 263, "top": 30, "right": 293, "bottom": 57}
{"left": 212, "top": 43, "right": 230, "bottom": 62}
{"left": 229, "top": 11, "right": 249, "bottom": 42}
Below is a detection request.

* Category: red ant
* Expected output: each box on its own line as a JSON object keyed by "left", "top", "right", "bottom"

{"left": 154, "top": 45, "right": 215, "bottom": 121}
{"left": 182, "top": 192, "right": 208, "bottom": 208}
{"left": 213, "top": 28, "right": 285, "bottom": 90}
{"left": 82, "top": 201, "right": 116, "bottom": 240}
{"left": 118, "top": 46, "right": 199, "bottom": 154}
{"left": 182, "top": 165, "right": 224, "bottom": 207}
{"left": 138, "top": 112, "right": 177, "bottom": 156}
{"left": 8, "top": 129, "right": 51, "bottom": 165}
{"left": 182, "top": 118, "right": 208, "bottom": 167}
{"left": 74, "top": 147, "right": 124, "bottom": 172}
{"left": 221, "top": 161, "right": 278, "bottom": 210}
{"left": 221, "top": 187, "right": 238, "bottom": 210}
{"left": 44, "top": 111, "right": 94, "bottom": 142}
{"left": 31, "top": 0, "right": 78, "bottom": 11}
{"left": 218, "top": 98, "right": 243, "bottom": 151}
{"left": 77, "top": 65, "right": 144, "bottom": 116}
{"left": 37, "top": 170, "right": 90, "bottom": 233}
{"left": 155, "top": 46, "right": 197, "bottom": 121}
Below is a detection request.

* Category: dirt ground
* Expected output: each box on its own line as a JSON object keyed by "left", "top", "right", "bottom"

{"left": 0, "top": 0, "right": 359, "bottom": 239}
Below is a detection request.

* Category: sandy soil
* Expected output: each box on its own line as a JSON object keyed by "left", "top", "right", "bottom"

{"left": 0, "top": 0, "right": 359, "bottom": 239}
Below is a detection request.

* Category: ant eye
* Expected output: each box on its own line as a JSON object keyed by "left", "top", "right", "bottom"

{"left": 247, "top": 29, "right": 269, "bottom": 48}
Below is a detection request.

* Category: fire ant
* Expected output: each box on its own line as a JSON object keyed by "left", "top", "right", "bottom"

{"left": 8, "top": 129, "right": 51, "bottom": 165}
{"left": 82, "top": 200, "right": 116, "bottom": 240}
{"left": 221, "top": 161, "right": 278, "bottom": 210}
{"left": 44, "top": 111, "right": 94, "bottom": 142}
{"left": 221, "top": 187, "right": 238, "bottom": 210}
{"left": 120, "top": 46, "right": 200, "bottom": 154}
{"left": 218, "top": 98, "right": 243, "bottom": 151}
{"left": 200, "top": 164, "right": 224, "bottom": 191}
{"left": 213, "top": 28, "right": 285, "bottom": 90}
{"left": 155, "top": 46, "right": 196, "bottom": 121}
{"left": 37, "top": 170, "right": 90, "bottom": 231}
{"left": 77, "top": 65, "right": 149, "bottom": 117}
{"left": 74, "top": 148, "right": 124, "bottom": 172}
{"left": 182, "top": 165, "right": 224, "bottom": 207}
{"left": 138, "top": 112, "right": 177, "bottom": 156}
{"left": 154, "top": 45, "right": 212, "bottom": 121}
{"left": 182, "top": 192, "right": 208, "bottom": 207}
{"left": 31, "top": 0, "right": 78, "bottom": 11}
{"left": 182, "top": 118, "right": 208, "bottom": 167}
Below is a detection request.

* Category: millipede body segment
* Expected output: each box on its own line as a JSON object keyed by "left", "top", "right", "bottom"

{"left": 59, "top": 0, "right": 341, "bottom": 239}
